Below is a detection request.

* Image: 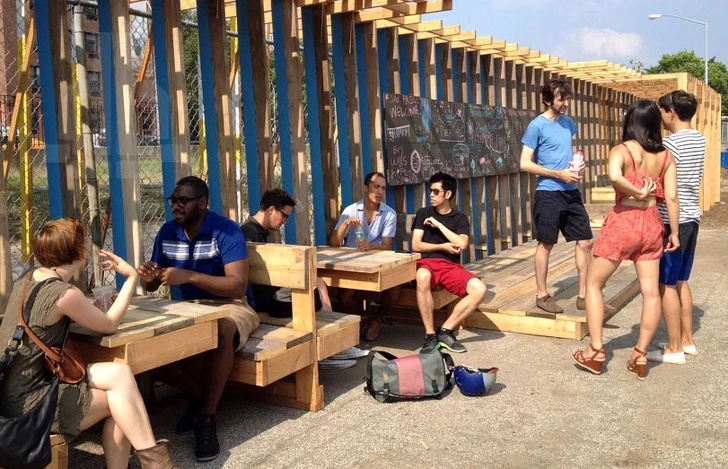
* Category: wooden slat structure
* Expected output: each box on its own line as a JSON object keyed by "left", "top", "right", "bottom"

{"left": 0, "top": 0, "right": 721, "bottom": 326}
{"left": 384, "top": 238, "right": 640, "bottom": 340}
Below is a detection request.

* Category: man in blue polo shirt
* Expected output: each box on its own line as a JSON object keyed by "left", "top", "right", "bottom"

{"left": 329, "top": 172, "right": 400, "bottom": 341}
{"left": 138, "top": 176, "right": 258, "bottom": 463}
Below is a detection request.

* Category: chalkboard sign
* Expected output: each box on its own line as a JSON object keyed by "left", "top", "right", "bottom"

{"left": 384, "top": 92, "right": 537, "bottom": 186}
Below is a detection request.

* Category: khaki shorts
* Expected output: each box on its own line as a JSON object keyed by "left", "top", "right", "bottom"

{"left": 193, "top": 298, "right": 260, "bottom": 353}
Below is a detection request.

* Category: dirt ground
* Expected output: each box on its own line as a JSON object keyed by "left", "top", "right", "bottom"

{"left": 698, "top": 167, "right": 728, "bottom": 228}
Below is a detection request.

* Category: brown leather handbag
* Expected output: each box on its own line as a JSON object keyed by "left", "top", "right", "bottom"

{"left": 18, "top": 276, "right": 87, "bottom": 385}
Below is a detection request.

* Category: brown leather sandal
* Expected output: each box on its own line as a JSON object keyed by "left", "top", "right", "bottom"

{"left": 572, "top": 344, "right": 606, "bottom": 374}
{"left": 627, "top": 347, "right": 648, "bottom": 380}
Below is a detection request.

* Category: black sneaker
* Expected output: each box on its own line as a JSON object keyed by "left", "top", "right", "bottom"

{"left": 437, "top": 329, "right": 467, "bottom": 353}
{"left": 194, "top": 412, "right": 220, "bottom": 462}
{"left": 175, "top": 399, "right": 201, "bottom": 436}
{"left": 421, "top": 334, "right": 438, "bottom": 352}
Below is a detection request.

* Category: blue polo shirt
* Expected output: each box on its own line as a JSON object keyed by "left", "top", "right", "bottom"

{"left": 151, "top": 210, "right": 250, "bottom": 302}
{"left": 334, "top": 200, "right": 397, "bottom": 247}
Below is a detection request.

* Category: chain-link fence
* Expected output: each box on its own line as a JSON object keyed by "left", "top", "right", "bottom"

{"left": 1, "top": 1, "right": 323, "bottom": 289}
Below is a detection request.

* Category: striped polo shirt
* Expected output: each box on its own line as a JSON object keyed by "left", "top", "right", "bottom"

{"left": 151, "top": 210, "right": 249, "bottom": 301}
{"left": 658, "top": 129, "right": 706, "bottom": 225}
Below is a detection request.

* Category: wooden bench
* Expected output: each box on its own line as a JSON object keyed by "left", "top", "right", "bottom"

{"left": 227, "top": 243, "right": 360, "bottom": 411}
{"left": 44, "top": 434, "right": 67, "bottom": 469}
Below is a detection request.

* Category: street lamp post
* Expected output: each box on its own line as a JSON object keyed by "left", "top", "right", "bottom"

{"left": 648, "top": 13, "right": 708, "bottom": 86}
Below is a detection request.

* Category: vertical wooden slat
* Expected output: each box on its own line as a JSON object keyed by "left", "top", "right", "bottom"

{"left": 239, "top": 0, "right": 273, "bottom": 207}
{"left": 301, "top": 4, "right": 329, "bottom": 243}
{"left": 110, "top": 1, "right": 144, "bottom": 272}
{"left": 276, "top": 0, "right": 308, "bottom": 243}
{"left": 36, "top": 0, "right": 80, "bottom": 220}
{"left": 383, "top": 28, "right": 406, "bottom": 218}
{"left": 150, "top": 0, "right": 189, "bottom": 213}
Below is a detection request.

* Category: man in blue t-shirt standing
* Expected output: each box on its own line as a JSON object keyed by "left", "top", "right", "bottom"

{"left": 138, "top": 176, "right": 259, "bottom": 462}
{"left": 519, "top": 78, "right": 595, "bottom": 315}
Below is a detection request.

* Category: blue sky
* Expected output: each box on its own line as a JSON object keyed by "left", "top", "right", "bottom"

{"left": 427, "top": 0, "right": 727, "bottom": 73}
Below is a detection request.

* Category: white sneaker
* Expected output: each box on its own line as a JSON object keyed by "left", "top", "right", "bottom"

{"left": 658, "top": 342, "right": 697, "bottom": 355}
{"left": 647, "top": 349, "right": 686, "bottom": 365}
{"left": 330, "top": 347, "right": 369, "bottom": 360}
{"left": 319, "top": 358, "right": 357, "bottom": 369}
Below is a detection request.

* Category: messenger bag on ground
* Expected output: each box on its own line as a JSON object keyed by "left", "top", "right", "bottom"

{"left": 364, "top": 349, "right": 454, "bottom": 402}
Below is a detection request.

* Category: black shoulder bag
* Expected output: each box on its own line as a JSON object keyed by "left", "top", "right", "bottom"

{"left": 0, "top": 279, "right": 63, "bottom": 469}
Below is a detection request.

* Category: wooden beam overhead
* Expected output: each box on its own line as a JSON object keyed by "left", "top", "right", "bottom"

{"left": 176, "top": 0, "right": 646, "bottom": 89}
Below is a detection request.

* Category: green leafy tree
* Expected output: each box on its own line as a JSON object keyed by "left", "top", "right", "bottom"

{"left": 646, "top": 50, "right": 728, "bottom": 116}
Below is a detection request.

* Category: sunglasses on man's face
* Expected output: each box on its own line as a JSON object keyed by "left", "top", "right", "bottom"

{"left": 430, "top": 188, "right": 444, "bottom": 196}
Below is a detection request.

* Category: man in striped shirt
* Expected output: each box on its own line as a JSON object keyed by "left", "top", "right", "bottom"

{"left": 648, "top": 90, "right": 705, "bottom": 365}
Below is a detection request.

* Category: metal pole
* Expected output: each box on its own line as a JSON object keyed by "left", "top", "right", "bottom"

{"left": 705, "top": 20, "right": 709, "bottom": 85}
{"left": 72, "top": 4, "right": 103, "bottom": 287}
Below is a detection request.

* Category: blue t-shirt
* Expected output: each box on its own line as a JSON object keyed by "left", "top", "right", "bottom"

{"left": 334, "top": 200, "right": 397, "bottom": 248}
{"left": 151, "top": 210, "right": 251, "bottom": 302}
{"left": 522, "top": 114, "right": 577, "bottom": 191}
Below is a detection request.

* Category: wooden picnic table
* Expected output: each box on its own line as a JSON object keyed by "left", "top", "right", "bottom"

{"left": 70, "top": 297, "right": 230, "bottom": 374}
{"left": 316, "top": 247, "right": 420, "bottom": 292}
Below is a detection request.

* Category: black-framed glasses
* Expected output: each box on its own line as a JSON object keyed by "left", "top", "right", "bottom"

{"left": 430, "top": 188, "right": 443, "bottom": 195}
{"left": 274, "top": 207, "right": 291, "bottom": 220}
{"left": 166, "top": 195, "right": 203, "bottom": 207}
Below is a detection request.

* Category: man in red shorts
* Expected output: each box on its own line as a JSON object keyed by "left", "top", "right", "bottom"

{"left": 412, "top": 172, "right": 487, "bottom": 353}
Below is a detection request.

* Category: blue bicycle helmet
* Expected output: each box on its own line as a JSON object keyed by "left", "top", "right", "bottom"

{"left": 453, "top": 365, "right": 499, "bottom": 396}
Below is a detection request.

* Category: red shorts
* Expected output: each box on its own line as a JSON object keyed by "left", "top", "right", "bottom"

{"left": 416, "top": 258, "right": 478, "bottom": 297}
{"left": 593, "top": 205, "right": 664, "bottom": 262}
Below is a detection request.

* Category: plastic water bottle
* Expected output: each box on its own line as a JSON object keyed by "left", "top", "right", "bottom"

{"left": 355, "top": 226, "right": 366, "bottom": 242}
{"left": 570, "top": 150, "right": 584, "bottom": 174}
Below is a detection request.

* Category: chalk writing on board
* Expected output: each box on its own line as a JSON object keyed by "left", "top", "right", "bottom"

{"left": 383, "top": 92, "right": 537, "bottom": 186}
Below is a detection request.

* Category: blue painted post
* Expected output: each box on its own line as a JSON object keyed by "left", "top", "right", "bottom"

{"left": 34, "top": 0, "right": 63, "bottom": 219}
{"left": 150, "top": 0, "right": 177, "bottom": 219}
{"left": 195, "top": 0, "right": 223, "bottom": 214}
{"left": 331, "top": 15, "right": 353, "bottom": 206}
{"left": 235, "top": 0, "right": 261, "bottom": 215}
{"left": 377, "top": 29, "right": 394, "bottom": 205}
{"left": 96, "top": 0, "right": 127, "bottom": 264}
{"left": 271, "top": 0, "right": 296, "bottom": 243}
{"left": 355, "top": 23, "right": 372, "bottom": 179}
{"left": 302, "top": 6, "right": 327, "bottom": 244}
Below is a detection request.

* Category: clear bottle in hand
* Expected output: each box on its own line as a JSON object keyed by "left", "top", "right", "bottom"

{"left": 355, "top": 226, "right": 366, "bottom": 242}
{"left": 570, "top": 150, "right": 584, "bottom": 175}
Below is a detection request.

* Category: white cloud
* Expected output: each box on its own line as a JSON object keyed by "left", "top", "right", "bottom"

{"left": 570, "top": 28, "right": 646, "bottom": 60}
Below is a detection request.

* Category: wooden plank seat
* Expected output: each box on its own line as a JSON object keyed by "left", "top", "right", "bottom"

{"left": 227, "top": 243, "right": 360, "bottom": 411}
{"left": 380, "top": 237, "right": 639, "bottom": 340}
{"left": 46, "top": 434, "right": 68, "bottom": 469}
{"left": 257, "top": 310, "right": 361, "bottom": 362}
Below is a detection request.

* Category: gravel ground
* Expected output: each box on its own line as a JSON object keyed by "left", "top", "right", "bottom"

{"left": 68, "top": 172, "right": 728, "bottom": 469}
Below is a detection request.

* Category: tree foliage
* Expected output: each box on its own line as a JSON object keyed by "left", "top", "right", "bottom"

{"left": 646, "top": 50, "right": 728, "bottom": 116}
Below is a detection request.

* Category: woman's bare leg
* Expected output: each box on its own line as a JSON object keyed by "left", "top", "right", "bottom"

{"left": 584, "top": 256, "right": 621, "bottom": 350}
{"left": 79, "top": 362, "right": 157, "bottom": 467}
{"left": 632, "top": 259, "right": 662, "bottom": 360}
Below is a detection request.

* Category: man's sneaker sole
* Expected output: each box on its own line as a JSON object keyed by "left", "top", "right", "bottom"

{"left": 196, "top": 453, "right": 219, "bottom": 462}
{"left": 437, "top": 341, "right": 467, "bottom": 353}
